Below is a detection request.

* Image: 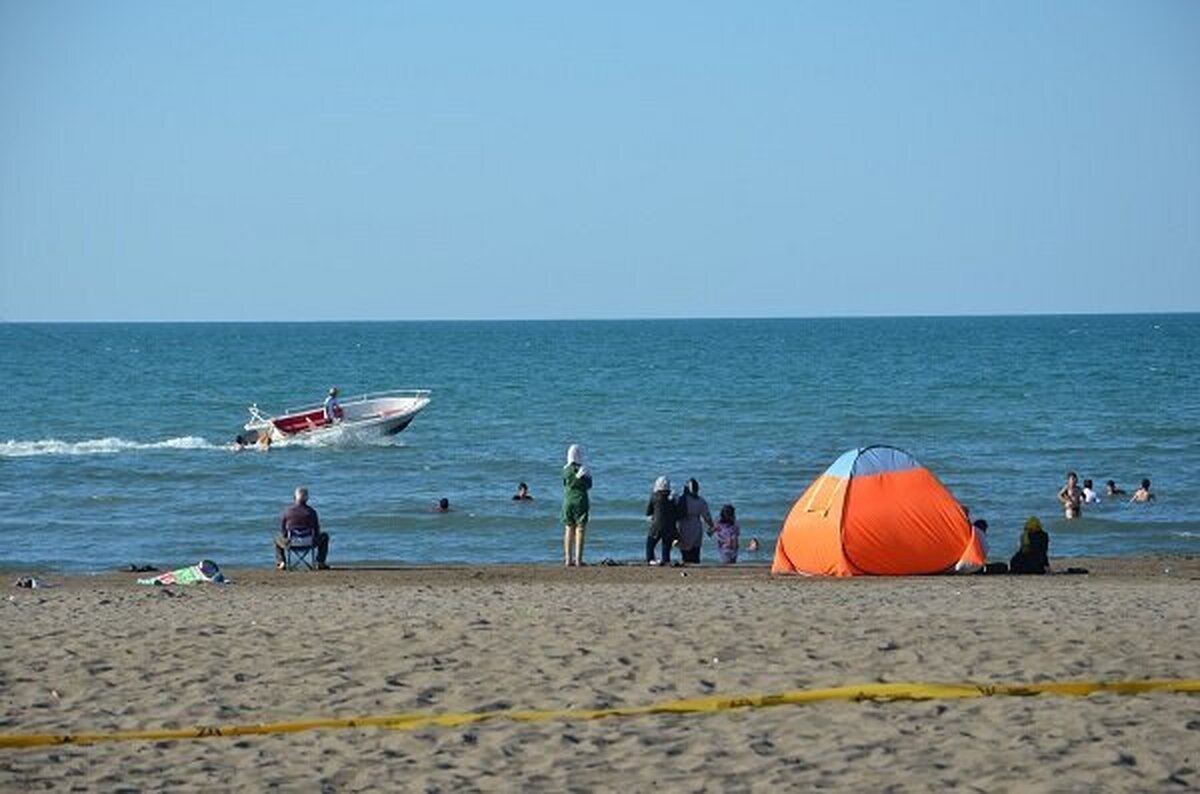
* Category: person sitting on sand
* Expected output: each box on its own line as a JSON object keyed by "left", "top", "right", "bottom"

{"left": 512, "top": 482, "right": 533, "bottom": 501}
{"left": 1104, "top": 480, "right": 1127, "bottom": 497}
{"left": 645, "top": 477, "right": 678, "bottom": 566}
{"left": 1058, "top": 471, "right": 1083, "bottom": 519}
{"left": 275, "top": 487, "right": 330, "bottom": 570}
{"left": 1081, "top": 479, "right": 1101, "bottom": 504}
{"left": 561, "top": 444, "right": 592, "bottom": 567}
{"left": 675, "top": 478, "right": 714, "bottom": 564}
{"left": 708, "top": 504, "right": 741, "bottom": 565}
{"left": 1009, "top": 516, "right": 1050, "bottom": 574}
{"left": 1130, "top": 479, "right": 1155, "bottom": 503}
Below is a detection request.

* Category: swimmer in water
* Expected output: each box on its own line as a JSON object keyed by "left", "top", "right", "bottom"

{"left": 1104, "top": 479, "right": 1126, "bottom": 497}
{"left": 1129, "top": 479, "right": 1155, "bottom": 503}
{"left": 1081, "top": 479, "right": 1101, "bottom": 504}
{"left": 1058, "top": 471, "right": 1083, "bottom": 519}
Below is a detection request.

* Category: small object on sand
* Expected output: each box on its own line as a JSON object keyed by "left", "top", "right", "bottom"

{"left": 137, "top": 560, "right": 227, "bottom": 586}
{"left": 13, "top": 577, "right": 56, "bottom": 589}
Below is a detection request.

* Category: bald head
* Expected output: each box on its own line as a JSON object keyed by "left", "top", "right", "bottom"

{"left": 294, "top": 487, "right": 309, "bottom": 505}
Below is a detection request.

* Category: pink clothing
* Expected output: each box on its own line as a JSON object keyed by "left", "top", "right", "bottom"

{"left": 710, "top": 519, "right": 741, "bottom": 564}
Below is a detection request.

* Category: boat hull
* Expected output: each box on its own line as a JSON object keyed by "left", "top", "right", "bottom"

{"left": 245, "top": 390, "right": 431, "bottom": 441}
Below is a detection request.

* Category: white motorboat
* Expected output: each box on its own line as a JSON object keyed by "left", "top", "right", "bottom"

{"left": 245, "top": 389, "right": 431, "bottom": 442}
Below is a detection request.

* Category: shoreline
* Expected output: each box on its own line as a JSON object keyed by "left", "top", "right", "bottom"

{"left": 6, "top": 553, "right": 1197, "bottom": 585}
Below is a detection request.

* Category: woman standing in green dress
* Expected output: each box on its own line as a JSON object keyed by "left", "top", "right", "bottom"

{"left": 562, "top": 444, "right": 593, "bottom": 566}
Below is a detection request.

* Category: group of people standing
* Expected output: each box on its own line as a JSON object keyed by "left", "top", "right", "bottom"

{"left": 559, "top": 444, "right": 745, "bottom": 568}
{"left": 1058, "top": 471, "right": 1155, "bottom": 519}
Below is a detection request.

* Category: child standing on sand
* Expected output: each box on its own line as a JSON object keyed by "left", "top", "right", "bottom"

{"left": 708, "top": 504, "right": 741, "bottom": 564}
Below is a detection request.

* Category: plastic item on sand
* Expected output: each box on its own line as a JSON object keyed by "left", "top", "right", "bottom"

{"left": 137, "top": 560, "right": 227, "bottom": 586}
{"left": 773, "top": 445, "right": 985, "bottom": 576}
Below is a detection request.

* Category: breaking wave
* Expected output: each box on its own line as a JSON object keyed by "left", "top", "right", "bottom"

{"left": 0, "top": 436, "right": 218, "bottom": 457}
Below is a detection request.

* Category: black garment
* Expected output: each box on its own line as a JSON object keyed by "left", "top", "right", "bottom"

{"left": 274, "top": 531, "right": 330, "bottom": 565}
{"left": 1009, "top": 529, "right": 1049, "bottom": 574}
{"left": 680, "top": 546, "right": 701, "bottom": 564}
{"left": 645, "top": 491, "right": 678, "bottom": 564}
{"left": 277, "top": 502, "right": 329, "bottom": 565}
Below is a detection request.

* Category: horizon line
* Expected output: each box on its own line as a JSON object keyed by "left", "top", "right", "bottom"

{"left": 1, "top": 309, "right": 1197, "bottom": 324}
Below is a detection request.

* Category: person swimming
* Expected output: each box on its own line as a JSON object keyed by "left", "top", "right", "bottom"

{"left": 1058, "top": 471, "right": 1083, "bottom": 519}
{"left": 1130, "top": 479, "right": 1155, "bottom": 503}
{"left": 434, "top": 497, "right": 450, "bottom": 512}
{"left": 512, "top": 482, "right": 533, "bottom": 501}
{"left": 1081, "top": 479, "right": 1101, "bottom": 504}
{"left": 1105, "top": 479, "right": 1127, "bottom": 497}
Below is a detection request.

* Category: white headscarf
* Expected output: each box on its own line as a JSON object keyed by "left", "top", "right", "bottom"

{"left": 654, "top": 476, "right": 670, "bottom": 493}
{"left": 566, "top": 444, "right": 584, "bottom": 465}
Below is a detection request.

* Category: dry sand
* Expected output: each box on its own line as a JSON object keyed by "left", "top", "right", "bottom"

{"left": 2, "top": 557, "right": 1199, "bottom": 792}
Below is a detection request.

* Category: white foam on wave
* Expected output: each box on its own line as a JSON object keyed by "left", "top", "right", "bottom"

{"left": 0, "top": 436, "right": 218, "bottom": 457}
{"left": 273, "top": 425, "right": 403, "bottom": 449}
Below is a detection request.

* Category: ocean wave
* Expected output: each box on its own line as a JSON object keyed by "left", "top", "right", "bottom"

{"left": 0, "top": 436, "right": 218, "bottom": 457}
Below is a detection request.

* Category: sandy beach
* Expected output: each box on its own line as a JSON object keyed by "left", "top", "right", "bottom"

{"left": 2, "top": 557, "right": 1198, "bottom": 791}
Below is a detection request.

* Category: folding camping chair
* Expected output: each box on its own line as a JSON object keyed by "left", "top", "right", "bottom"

{"left": 283, "top": 527, "right": 318, "bottom": 571}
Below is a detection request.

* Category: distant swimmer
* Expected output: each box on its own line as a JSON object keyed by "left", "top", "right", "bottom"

{"left": 231, "top": 434, "right": 250, "bottom": 452}
{"left": 434, "top": 497, "right": 450, "bottom": 513}
{"left": 1130, "top": 479, "right": 1155, "bottom": 503}
{"left": 323, "top": 387, "right": 342, "bottom": 423}
{"left": 1104, "top": 479, "right": 1127, "bottom": 497}
{"left": 1081, "top": 479, "right": 1101, "bottom": 504}
{"left": 1058, "top": 471, "right": 1083, "bottom": 519}
{"left": 512, "top": 482, "right": 533, "bottom": 501}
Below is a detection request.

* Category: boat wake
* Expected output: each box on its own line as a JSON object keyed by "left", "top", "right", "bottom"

{"left": 0, "top": 436, "right": 219, "bottom": 457}
{"left": 271, "top": 425, "right": 407, "bottom": 449}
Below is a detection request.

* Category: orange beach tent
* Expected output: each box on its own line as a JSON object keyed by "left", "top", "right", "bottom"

{"left": 772, "top": 446, "right": 984, "bottom": 576}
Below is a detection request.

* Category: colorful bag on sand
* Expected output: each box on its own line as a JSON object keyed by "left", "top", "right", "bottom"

{"left": 137, "top": 560, "right": 227, "bottom": 586}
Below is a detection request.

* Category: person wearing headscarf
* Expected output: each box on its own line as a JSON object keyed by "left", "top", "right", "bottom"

{"left": 1010, "top": 516, "right": 1050, "bottom": 574}
{"left": 561, "top": 444, "right": 593, "bottom": 566}
{"left": 644, "top": 476, "right": 678, "bottom": 565}
{"left": 675, "top": 478, "right": 714, "bottom": 564}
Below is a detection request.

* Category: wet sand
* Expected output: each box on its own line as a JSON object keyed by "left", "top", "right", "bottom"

{"left": 2, "top": 557, "right": 1199, "bottom": 791}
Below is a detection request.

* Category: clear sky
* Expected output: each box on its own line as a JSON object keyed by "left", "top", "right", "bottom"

{"left": 1, "top": 1, "right": 1197, "bottom": 321}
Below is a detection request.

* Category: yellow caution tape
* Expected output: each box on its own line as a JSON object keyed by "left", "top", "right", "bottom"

{"left": 1, "top": 679, "right": 1197, "bottom": 750}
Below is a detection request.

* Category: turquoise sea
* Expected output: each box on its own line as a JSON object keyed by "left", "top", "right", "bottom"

{"left": 1, "top": 315, "right": 1197, "bottom": 573}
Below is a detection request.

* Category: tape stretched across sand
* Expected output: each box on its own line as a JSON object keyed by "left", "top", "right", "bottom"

{"left": 2, "top": 679, "right": 1198, "bottom": 750}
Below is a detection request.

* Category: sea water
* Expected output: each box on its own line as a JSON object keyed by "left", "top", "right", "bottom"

{"left": 1, "top": 316, "right": 1197, "bottom": 573}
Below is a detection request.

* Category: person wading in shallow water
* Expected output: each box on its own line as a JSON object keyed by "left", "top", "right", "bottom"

{"left": 561, "top": 444, "right": 592, "bottom": 567}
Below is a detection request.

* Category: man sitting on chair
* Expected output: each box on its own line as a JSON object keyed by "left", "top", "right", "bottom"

{"left": 275, "top": 487, "right": 330, "bottom": 570}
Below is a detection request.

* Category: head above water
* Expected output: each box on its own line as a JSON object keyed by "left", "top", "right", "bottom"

{"left": 1141, "top": 478, "right": 1151, "bottom": 489}
{"left": 438, "top": 497, "right": 450, "bottom": 510}
{"left": 1067, "top": 471, "right": 1078, "bottom": 484}
{"left": 294, "top": 487, "right": 309, "bottom": 504}
{"left": 566, "top": 444, "right": 584, "bottom": 465}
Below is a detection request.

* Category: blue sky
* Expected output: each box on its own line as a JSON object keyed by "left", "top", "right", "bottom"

{"left": 1, "top": 1, "right": 1197, "bottom": 321}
